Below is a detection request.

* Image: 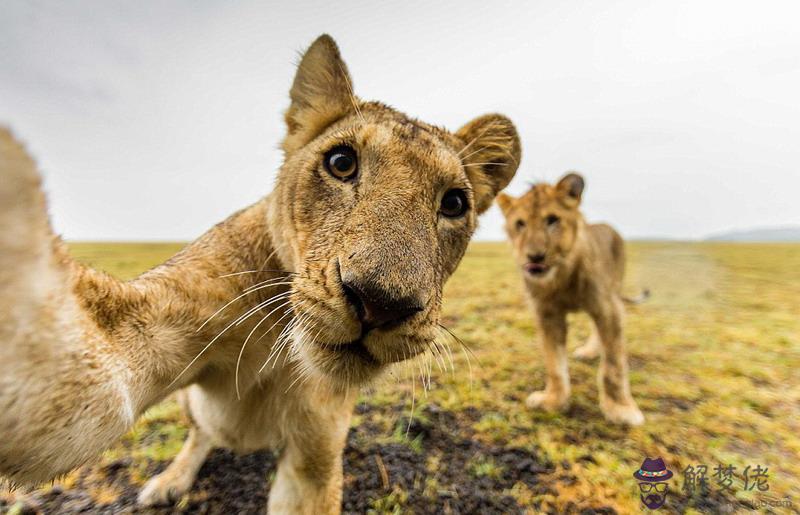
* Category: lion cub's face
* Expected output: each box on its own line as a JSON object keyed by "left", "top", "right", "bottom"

{"left": 497, "top": 173, "right": 585, "bottom": 284}
{"left": 271, "top": 36, "right": 520, "bottom": 387}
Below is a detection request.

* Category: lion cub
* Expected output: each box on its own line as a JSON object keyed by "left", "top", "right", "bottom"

{"left": 0, "top": 35, "right": 521, "bottom": 513}
{"left": 497, "top": 173, "right": 644, "bottom": 425}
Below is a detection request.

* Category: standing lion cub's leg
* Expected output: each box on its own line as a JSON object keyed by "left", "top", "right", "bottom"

{"left": 573, "top": 320, "right": 602, "bottom": 360}
{"left": 137, "top": 426, "right": 214, "bottom": 506}
{"left": 526, "top": 309, "right": 571, "bottom": 412}
{"left": 591, "top": 299, "right": 644, "bottom": 426}
{"left": 269, "top": 440, "right": 344, "bottom": 515}
{"left": 268, "top": 397, "right": 352, "bottom": 515}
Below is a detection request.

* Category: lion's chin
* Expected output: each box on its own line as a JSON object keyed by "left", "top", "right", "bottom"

{"left": 296, "top": 340, "right": 384, "bottom": 390}
{"left": 324, "top": 337, "right": 381, "bottom": 367}
{"left": 523, "top": 263, "right": 557, "bottom": 283}
{"left": 296, "top": 334, "right": 428, "bottom": 389}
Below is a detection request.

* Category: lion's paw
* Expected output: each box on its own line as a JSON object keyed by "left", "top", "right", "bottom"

{"left": 601, "top": 400, "right": 645, "bottom": 426}
{"left": 137, "top": 470, "right": 194, "bottom": 506}
{"left": 572, "top": 343, "right": 601, "bottom": 360}
{"left": 525, "top": 390, "right": 569, "bottom": 412}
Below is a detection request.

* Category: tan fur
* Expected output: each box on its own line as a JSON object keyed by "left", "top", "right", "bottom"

{"left": 497, "top": 173, "right": 644, "bottom": 426}
{"left": 0, "top": 35, "right": 520, "bottom": 513}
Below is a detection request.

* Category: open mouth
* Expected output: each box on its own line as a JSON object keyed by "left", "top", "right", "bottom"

{"left": 523, "top": 262, "right": 550, "bottom": 276}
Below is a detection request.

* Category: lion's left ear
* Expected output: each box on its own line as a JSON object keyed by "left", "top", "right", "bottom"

{"left": 456, "top": 114, "right": 521, "bottom": 214}
{"left": 496, "top": 193, "right": 515, "bottom": 217}
{"left": 282, "top": 35, "right": 357, "bottom": 155}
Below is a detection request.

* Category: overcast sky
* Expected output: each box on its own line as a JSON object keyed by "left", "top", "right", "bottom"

{"left": 2, "top": 1, "right": 799, "bottom": 241}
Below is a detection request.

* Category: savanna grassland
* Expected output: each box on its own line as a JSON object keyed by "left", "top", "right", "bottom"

{"left": 2, "top": 241, "right": 798, "bottom": 514}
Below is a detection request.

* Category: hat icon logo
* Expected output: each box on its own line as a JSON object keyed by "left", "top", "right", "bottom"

{"left": 633, "top": 457, "right": 673, "bottom": 509}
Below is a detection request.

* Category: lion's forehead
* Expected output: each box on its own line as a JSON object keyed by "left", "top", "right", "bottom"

{"left": 517, "top": 185, "right": 559, "bottom": 217}
{"left": 358, "top": 103, "right": 460, "bottom": 157}
{"left": 360, "top": 102, "right": 453, "bottom": 139}
{"left": 351, "top": 124, "right": 461, "bottom": 180}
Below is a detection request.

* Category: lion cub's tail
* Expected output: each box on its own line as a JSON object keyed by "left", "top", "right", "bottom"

{"left": 621, "top": 288, "right": 650, "bottom": 305}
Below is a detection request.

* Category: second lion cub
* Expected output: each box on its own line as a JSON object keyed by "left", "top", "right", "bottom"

{"left": 497, "top": 172, "right": 645, "bottom": 425}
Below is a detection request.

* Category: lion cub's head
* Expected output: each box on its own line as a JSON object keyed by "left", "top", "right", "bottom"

{"left": 497, "top": 173, "right": 585, "bottom": 284}
{"left": 269, "top": 35, "right": 521, "bottom": 387}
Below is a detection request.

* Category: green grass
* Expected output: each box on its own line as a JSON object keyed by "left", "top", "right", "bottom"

{"left": 469, "top": 456, "right": 505, "bottom": 480}
{"left": 61, "top": 241, "right": 800, "bottom": 512}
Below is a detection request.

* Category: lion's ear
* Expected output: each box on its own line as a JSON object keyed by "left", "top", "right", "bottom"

{"left": 456, "top": 114, "right": 521, "bottom": 214}
{"left": 555, "top": 172, "right": 585, "bottom": 207}
{"left": 282, "top": 35, "right": 357, "bottom": 154}
{"left": 496, "top": 193, "right": 515, "bottom": 217}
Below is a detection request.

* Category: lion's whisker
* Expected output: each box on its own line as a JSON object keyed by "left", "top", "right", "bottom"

{"left": 170, "top": 291, "right": 293, "bottom": 389}
{"left": 416, "top": 354, "right": 429, "bottom": 395}
{"left": 253, "top": 305, "right": 295, "bottom": 347}
{"left": 255, "top": 306, "right": 294, "bottom": 352}
{"left": 283, "top": 317, "right": 321, "bottom": 393}
{"left": 406, "top": 353, "right": 417, "bottom": 437}
{"left": 260, "top": 313, "right": 301, "bottom": 373}
{"left": 337, "top": 61, "right": 364, "bottom": 123}
{"left": 459, "top": 144, "right": 491, "bottom": 161}
{"left": 427, "top": 340, "right": 446, "bottom": 374}
{"left": 295, "top": 319, "right": 326, "bottom": 392}
{"left": 458, "top": 121, "right": 501, "bottom": 156}
{"left": 461, "top": 344, "right": 474, "bottom": 390}
{"left": 284, "top": 314, "right": 313, "bottom": 367}
{"left": 195, "top": 279, "right": 293, "bottom": 333}
{"left": 217, "top": 269, "right": 297, "bottom": 279}
{"left": 424, "top": 352, "right": 432, "bottom": 391}
{"left": 437, "top": 323, "right": 476, "bottom": 388}
{"left": 284, "top": 365, "right": 308, "bottom": 393}
{"left": 258, "top": 245, "right": 284, "bottom": 273}
{"left": 234, "top": 290, "right": 293, "bottom": 327}
{"left": 234, "top": 299, "right": 293, "bottom": 400}
{"left": 437, "top": 323, "right": 479, "bottom": 363}
{"left": 243, "top": 277, "right": 295, "bottom": 294}
{"left": 463, "top": 162, "right": 510, "bottom": 167}
{"left": 437, "top": 338, "right": 456, "bottom": 374}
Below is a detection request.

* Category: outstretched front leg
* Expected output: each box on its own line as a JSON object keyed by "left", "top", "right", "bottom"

{"left": 590, "top": 298, "right": 644, "bottom": 425}
{"left": 526, "top": 307, "right": 571, "bottom": 412}
{"left": 0, "top": 127, "right": 278, "bottom": 484}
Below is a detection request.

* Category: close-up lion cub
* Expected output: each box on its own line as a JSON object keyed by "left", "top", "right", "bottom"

{"left": 497, "top": 173, "right": 645, "bottom": 426}
{"left": 0, "top": 35, "right": 520, "bottom": 514}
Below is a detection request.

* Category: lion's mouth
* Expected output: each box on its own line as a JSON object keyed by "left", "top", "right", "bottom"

{"left": 322, "top": 337, "right": 380, "bottom": 366}
{"left": 524, "top": 262, "right": 550, "bottom": 276}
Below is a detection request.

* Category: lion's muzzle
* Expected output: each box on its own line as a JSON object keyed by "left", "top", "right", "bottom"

{"left": 340, "top": 274, "right": 425, "bottom": 331}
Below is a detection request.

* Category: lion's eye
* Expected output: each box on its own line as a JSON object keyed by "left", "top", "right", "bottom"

{"left": 440, "top": 189, "right": 469, "bottom": 218}
{"left": 515, "top": 219, "right": 526, "bottom": 231}
{"left": 546, "top": 214, "right": 560, "bottom": 226}
{"left": 324, "top": 146, "right": 358, "bottom": 180}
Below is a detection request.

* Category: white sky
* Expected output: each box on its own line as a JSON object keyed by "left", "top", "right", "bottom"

{"left": 2, "top": 1, "right": 799, "bottom": 241}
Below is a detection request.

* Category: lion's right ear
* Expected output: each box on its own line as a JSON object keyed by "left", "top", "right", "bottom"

{"left": 555, "top": 172, "right": 585, "bottom": 208}
{"left": 456, "top": 114, "right": 521, "bottom": 214}
{"left": 496, "top": 193, "right": 515, "bottom": 217}
{"left": 282, "top": 35, "right": 358, "bottom": 155}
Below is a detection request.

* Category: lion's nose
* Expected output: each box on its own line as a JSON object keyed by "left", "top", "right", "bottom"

{"left": 341, "top": 280, "right": 424, "bottom": 330}
{"left": 528, "top": 252, "right": 546, "bottom": 264}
